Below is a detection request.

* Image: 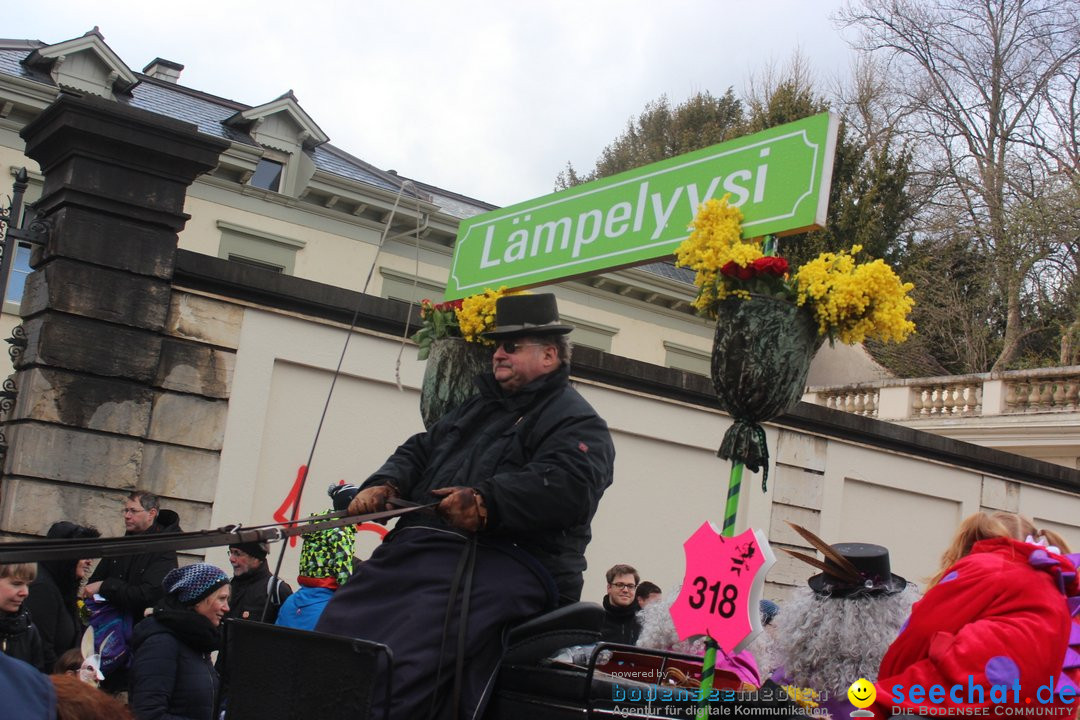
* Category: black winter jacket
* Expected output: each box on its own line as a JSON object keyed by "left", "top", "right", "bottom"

{"left": 89, "top": 509, "right": 182, "bottom": 620}
{"left": 130, "top": 610, "right": 220, "bottom": 720}
{"left": 224, "top": 563, "right": 292, "bottom": 624}
{"left": 26, "top": 564, "right": 82, "bottom": 669}
{"left": 0, "top": 606, "right": 46, "bottom": 671}
{"left": 600, "top": 595, "right": 641, "bottom": 645}
{"left": 365, "top": 364, "right": 615, "bottom": 603}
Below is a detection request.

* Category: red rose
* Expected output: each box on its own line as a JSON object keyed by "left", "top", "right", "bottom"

{"left": 751, "top": 256, "right": 789, "bottom": 276}
{"left": 721, "top": 261, "right": 755, "bottom": 281}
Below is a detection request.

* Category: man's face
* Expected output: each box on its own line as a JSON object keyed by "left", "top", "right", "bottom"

{"left": 229, "top": 548, "right": 261, "bottom": 577}
{"left": 122, "top": 500, "right": 157, "bottom": 533}
{"left": 607, "top": 574, "right": 638, "bottom": 608}
{"left": 492, "top": 337, "right": 559, "bottom": 393}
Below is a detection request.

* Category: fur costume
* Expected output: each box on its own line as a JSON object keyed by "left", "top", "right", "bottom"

{"left": 636, "top": 589, "right": 761, "bottom": 687}
{"left": 767, "top": 584, "right": 918, "bottom": 695}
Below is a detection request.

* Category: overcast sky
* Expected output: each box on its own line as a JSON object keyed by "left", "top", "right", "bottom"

{"left": 12, "top": 1, "right": 857, "bottom": 207}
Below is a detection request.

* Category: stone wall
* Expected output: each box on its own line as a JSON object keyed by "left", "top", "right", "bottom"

{"left": 0, "top": 93, "right": 227, "bottom": 541}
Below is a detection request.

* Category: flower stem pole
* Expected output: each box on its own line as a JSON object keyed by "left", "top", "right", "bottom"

{"left": 722, "top": 462, "right": 743, "bottom": 538}
{"left": 697, "top": 638, "right": 719, "bottom": 720}
{"left": 701, "top": 236, "right": 776, "bottom": 720}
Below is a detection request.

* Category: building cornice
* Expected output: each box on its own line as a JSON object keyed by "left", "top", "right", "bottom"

{"left": 0, "top": 74, "right": 58, "bottom": 112}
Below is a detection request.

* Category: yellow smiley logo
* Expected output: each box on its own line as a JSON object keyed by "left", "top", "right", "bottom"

{"left": 848, "top": 678, "right": 876, "bottom": 709}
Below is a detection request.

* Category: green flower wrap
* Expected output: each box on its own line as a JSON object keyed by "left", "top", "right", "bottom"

{"left": 711, "top": 295, "right": 821, "bottom": 490}
{"left": 420, "top": 337, "right": 493, "bottom": 429}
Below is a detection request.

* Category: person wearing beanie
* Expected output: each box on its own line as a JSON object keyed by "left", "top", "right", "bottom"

{"left": 129, "top": 563, "right": 230, "bottom": 720}
{"left": 224, "top": 540, "right": 292, "bottom": 625}
{"left": 275, "top": 498, "right": 358, "bottom": 631}
{"left": 26, "top": 521, "right": 100, "bottom": 668}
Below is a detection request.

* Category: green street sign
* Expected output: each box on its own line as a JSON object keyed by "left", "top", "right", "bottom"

{"left": 445, "top": 111, "right": 838, "bottom": 300}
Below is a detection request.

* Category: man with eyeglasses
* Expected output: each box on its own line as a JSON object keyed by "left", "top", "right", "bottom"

{"left": 318, "top": 293, "right": 615, "bottom": 720}
{"left": 83, "top": 489, "right": 181, "bottom": 691}
{"left": 600, "top": 563, "right": 642, "bottom": 645}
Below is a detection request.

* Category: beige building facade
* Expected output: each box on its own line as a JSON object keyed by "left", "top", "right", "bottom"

{"left": 2, "top": 30, "right": 1079, "bottom": 607}
{"left": 0, "top": 30, "right": 717, "bottom": 378}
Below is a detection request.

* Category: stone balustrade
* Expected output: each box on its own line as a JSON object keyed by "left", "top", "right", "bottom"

{"left": 804, "top": 366, "right": 1080, "bottom": 420}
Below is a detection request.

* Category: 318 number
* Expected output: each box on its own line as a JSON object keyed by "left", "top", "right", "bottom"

{"left": 687, "top": 576, "right": 738, "bottom": 617}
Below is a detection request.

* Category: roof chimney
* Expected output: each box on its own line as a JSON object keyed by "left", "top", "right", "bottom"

{"left": 142, "top": 58, "right": 184, "bottom": 84}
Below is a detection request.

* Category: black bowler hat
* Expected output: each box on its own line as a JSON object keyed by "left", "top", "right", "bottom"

{"left": 806, "top": 542, "right": 907, "bottom": 598}
{"left": 483, "top": 293, "right": 573, "bottom": 339}
{"left": 784, "top": 523, "right": 907, "bottom": 599}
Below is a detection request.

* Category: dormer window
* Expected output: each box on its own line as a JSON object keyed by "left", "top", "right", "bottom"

{"left": 224, "top": 92, "right": 328, "bottom": 198}
{"left": 250, "top": 158, "right": 284, "bottom": 192}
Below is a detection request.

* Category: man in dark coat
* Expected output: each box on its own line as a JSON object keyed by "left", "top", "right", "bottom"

{"left": 317, "top": 293, "right": 615, "bottom": 720}
{"left": 599, "top": 563, "right": 642, "bottom": 645}
{"left": 224, "top": 541, "right": 292, "bottom": 624}
{"left": 84, "top": 490, "right": 181, "bottom": 690}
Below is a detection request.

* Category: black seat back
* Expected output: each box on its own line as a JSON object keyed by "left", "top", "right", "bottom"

{"left": 502, "top": 601, "right": 604, "bottom": 665}
{"left": 222, "top": 619, "right": 392, "bottom": 720}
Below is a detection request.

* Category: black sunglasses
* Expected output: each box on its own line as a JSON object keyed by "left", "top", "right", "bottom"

{"left": 497, "top": 340, "right": 546, "bottom": 354}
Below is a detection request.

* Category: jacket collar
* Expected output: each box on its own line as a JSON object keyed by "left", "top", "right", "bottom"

{"left": 477, "top": 363, "right": 569, "bottom": 410}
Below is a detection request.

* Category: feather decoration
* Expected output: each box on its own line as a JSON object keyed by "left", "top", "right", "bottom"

{"left": 785, "top": 522, "right": 863, "bottom": 584}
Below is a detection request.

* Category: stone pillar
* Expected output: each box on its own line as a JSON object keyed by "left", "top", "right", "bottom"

{"left": 0, "top": 93, "right": 228, "bottom": 536}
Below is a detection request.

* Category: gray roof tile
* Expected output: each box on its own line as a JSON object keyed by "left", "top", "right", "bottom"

{"left": 123, "top": 81, "right": 255, "bottom": 145}
{"left": 0, "top": 46, "right": 51, "bottom": 85}
{"left": 638, "top": 261, "right": 694, "bottom": 285}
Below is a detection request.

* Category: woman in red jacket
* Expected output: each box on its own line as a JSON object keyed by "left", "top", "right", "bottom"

{"left": 875, "top": 512, "right": 1080, "bottom": 718}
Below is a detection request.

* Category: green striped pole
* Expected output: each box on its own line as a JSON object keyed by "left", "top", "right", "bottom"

{"left": 701, "top": 463, "right": 742, "bottom": 718}
{"left": 696, "top": 637, "right": 719, "bottom": 719}
{"left": 722, "top": 462, "right": 744, "bottom": 538}
{"left": 701, "top": 235, "right": 778, "bottom": 719}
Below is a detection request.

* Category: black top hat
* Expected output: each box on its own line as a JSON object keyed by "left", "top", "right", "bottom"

{"left": 807, "top": 542, "right": 907, "bottom": 598}
{"left": 483, "top": 293, "right": 573, "bottom": 339}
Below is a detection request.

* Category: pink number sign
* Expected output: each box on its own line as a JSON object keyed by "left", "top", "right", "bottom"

{"left": 670, "top": 523, "right": 775, "bottom": 653}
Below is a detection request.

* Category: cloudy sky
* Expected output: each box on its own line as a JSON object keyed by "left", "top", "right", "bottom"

{"left": 12, "top": 1, "right": 857, "bottom": 207}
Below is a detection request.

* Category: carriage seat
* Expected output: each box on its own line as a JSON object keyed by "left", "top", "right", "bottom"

{"left": 502, "top": 601, "right": 604, "bottom": 665}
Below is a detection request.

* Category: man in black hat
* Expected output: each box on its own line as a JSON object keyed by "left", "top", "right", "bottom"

{"left": 317, "top": 292, "right": 615, "bottom": 720}
{"left": 224, "top": 541, "right": 292, "bottom": 624}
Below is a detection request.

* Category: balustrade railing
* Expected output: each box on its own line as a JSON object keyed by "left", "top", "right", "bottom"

{"left": 816, "top": 387, "right": 879, "bottom": 417}
{"left": 910, "top": 381, "right": 982, "bottom": 417}
{"left": 804, "top": 366, "right": 1080, "bottom": 420}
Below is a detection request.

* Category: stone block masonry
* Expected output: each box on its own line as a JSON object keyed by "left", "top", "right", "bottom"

{"left": 0, "top": 93, "right": 229, "bottom": 540}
